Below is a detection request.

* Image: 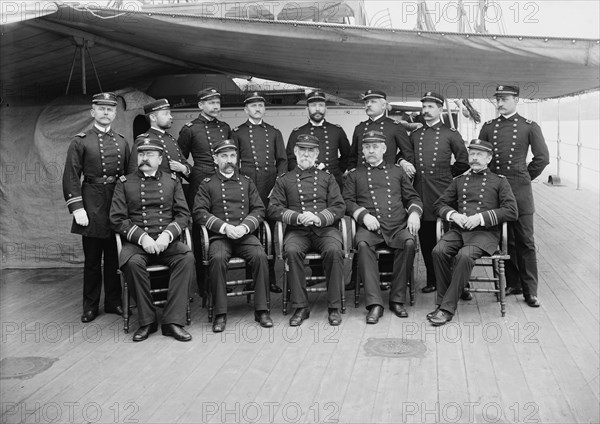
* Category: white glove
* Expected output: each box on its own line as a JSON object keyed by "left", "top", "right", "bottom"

{"left": 155, "top": 232, "right": 171, "bottom": 253}
{"left": 73, "top": 209, "right": 89, "bottom": 226}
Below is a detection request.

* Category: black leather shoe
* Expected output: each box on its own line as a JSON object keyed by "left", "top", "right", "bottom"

{"left": 132, "top": 322, "right": 158, "bottom": 342}
{"left": 328, "top": 309, "right": 342, "bottom": 326}
{"left": 366, "top": 305, "right": 383, "bottom": 324}
{"left": 430, "top": 309, "right": 453, "bottom": 326}
{"left": 81, "top": 310, "right": 98, "bottom": 323}
{"left": 270, "top": 283, "right": 283, "bottom": 293}
{"left": 213, "top": 314, "right": 227, "bottom": 333}
{"left": 161, "top": 324, "right": 192, "bottom": 341}
{"left": 461, "top": 291, "right": 473, "bottom": 301}
{"left": 525, "top": 295, "right": 541, "bottom": 307}
{"left": 105, "top": 305, "right": 124, "bottom": 315}
{"left": 255, "top": 311, "right": 273, "bottom": 328}
{"left": 422, "top": 285, "right": 436, "bottom": 293}
{"left": 389, "top": 302, "right": 408, "bottom": 318}
{"left": 289, "top": 308, "right": 309, "bottom": 326}
{"left": 505, "top": 287, "right": 523, "bottom": 296}
{"left": 426, "top": 306, "right": 440, "bottom": 320}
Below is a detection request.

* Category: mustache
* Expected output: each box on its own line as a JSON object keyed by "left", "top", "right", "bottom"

{"left": 138, "top": 161, "right": 151, "bottom": 167}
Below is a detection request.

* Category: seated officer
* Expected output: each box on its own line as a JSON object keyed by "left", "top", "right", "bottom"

{"left": 193, "top": 139, "right": 273, "bottom": 333}
{"left": 429, "top": 139, "right": 518, "bottom": 326}
{"left": 268, "top": 134, "right": 346, "bottom": 327}
{"left": 110, "top": 138, "right": 194, "bottom": 342}
{"left": 344, "top": 130, "right": 423, "bottom": 323}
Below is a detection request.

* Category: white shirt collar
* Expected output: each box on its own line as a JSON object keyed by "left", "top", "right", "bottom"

{"left": 151, "top": 126, "right": 165, "bottom": 134}
{"left": 220, "top": 170, "right": 234, "bottom": 179}
{"left": 248, "top": 118, "right": 262, "bottom": 125}
{"left": 310, "top": 119, "right": 324, "bottom": 127}
{"left": 94, "top": 124, "right": 110, "bottom": 133}
{"left": 426, "top": 119, "right": 441, "bottom": 127}
{"left": 370, "top": 113, "right": 385, "bottom": 122}
{"left": 501, "top": 111, "right": 517, "bottom": 119}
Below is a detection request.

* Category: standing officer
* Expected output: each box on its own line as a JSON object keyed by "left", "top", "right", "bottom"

{"left": 177, "top": 87, "right": 232, "bottom": 297}
{"left": 62, "top": 92, "right": 130, "bottom": 323}
{"left": 430, "top": 140, "right": 518, "bottom": 325}
{"left": 478, "top": 85, "right": 549, "bottom": 307}
{"left": 232, "top": 92, "right": 287, "bottom": 293}
{"left": 110, "top": 139, "right": 194, "bottom": 342}
{"left": 193, "top": 139, "right": 273, "bottom": 333}
{"left": 287, "top": 90, "right": 351, "bottom": 189}
{"left": 344, "top": 131, "right": 423, "bottom": 323}
{"left": 128, "top": 98, "right": 190, "bottom": 180}
{"left": 409, "top": 92, "right": 469, "bottom": 294}
{"left": 348, "top": 90, "right": 413, "bottom": 172}
{"left": 268, "top": 134, "right": 346, "bottom": 327}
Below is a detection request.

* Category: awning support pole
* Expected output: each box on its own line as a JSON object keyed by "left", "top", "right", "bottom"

{"left": 65, "top": 45, "right": 79, "bottom": 95}
{"left": 576, "top": 94, "right": 582, "bottom": 190}
{"left": 556, "top": 99, "right": 561, "bottom": 180}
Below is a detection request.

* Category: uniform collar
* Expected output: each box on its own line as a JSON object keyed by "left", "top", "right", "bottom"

{"left": 296, "top": 165, "right": 316, "bottom": 173}
{"left": 247, "top": 119, "right": 264, "bottom": 127}
{"left": 309, "top": 119, "right": 325, "bottom": 127}
{"left": 217, "top": 170, "right": 239, "bottom": 181}
{"left": 138, "top": 169, "right": 161, "bottom": 179}
{"left": 93, "top": 124, "right": 111, "bottom": 134}
{"left": 425, "top": 119, "right": 442, "bottom": 129}
{"left": 469, "top": 167, "right": 489, "bottom": 175}
{"left": 199, "top": 113, "right": 216, "bottom": 123}
{"left": 501, "top": 111, "right": 518, "bottom": 120}
{"left": 367, "top": 160, "right": 386, "bottom": 170}
{"left": 150, "top": 126, "right": 165, "bottom": 134}
{"left": 369, "top": 113, "right": 385, "bottom": 123}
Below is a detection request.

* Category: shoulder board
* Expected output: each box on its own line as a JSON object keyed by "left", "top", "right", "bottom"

{"left": 243, "top": 174, "right": 251, "bottom": 180}
{"left": 203, "top": 177, "right": 211, "bottom": 183}
{"left": 498, "top": 174, "right": 506, "bottom": 178}
{"left": 322, "top": 169, "right": 331, "bottom": 175}
{"left": 171, "top": 173, "right": 177, "bottom": 180}
{"left": 525, "top": 119, "right": 533, "bottom": 124}
{"left": 348, "top": 168, "right": 356, "bottom": 173}
{"left": 449, "top": 127, "right": 457, "bottom": 132}
{"left": 484, "top": 119, "right": 493, "bottom": 125}
{"left": 277, "top": 172, "right": 287, "bottom": 179}
{"left": 185, "top": 122, "right": 193, "bottom": 127}
{"left": 75, "top": 132, "right": 86, "bottom": 138}
{"left": 117, "top": 132, "right": 125, "bottom": 138}
{"left": 292, "top": 127, "right": 300, "bottom": 132}
{"left": 232, "top": 127, "right": 239, "bottom": 132}
{"left": 119, "top": 175, "right": 127, "bottom": 182}
{"left": 392, "top": 120, "right": 400, "bottom": 125}
{"left": 331, "top": 123, "right": 341, "bottom": 128}
{"left": 137, "top": 133, "right": 149, "bottom": 138}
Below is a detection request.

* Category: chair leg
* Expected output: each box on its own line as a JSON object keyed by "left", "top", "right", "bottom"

{"left": 186, "top": 299, "right": 191, "bottom": 325}
{"left": 121, "top": 273, "right": 129, "bottom": 334}
{"left": 409, "top": 265, "right": 416, "bottom": 306}
{"left": 282, "top": 260, "right": 289, "bottom": 315}
{"left": 353, "top": 255, "right": 360, "bottom": 308}
{"left": 207, "top": 286, "right": 214, "bottom": 323}
{"left": 341, "top": 284, "right": 346, "bottom": 314}
{"left": 498, "top": 259, "right": 507, "bottom": 317}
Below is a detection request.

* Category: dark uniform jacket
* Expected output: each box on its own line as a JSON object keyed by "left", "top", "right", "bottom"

{"left": 267, "top": 166, "right": 346, "bottom": 234}
{"left": 344, "top": 162, "right": 423, "bottom": 248}
{"left": 478, "top": 113, "right": 549, "bottom": 215}
{"left": 434, "top": 168, "right": 519, "bottom": 255}
{"left": 62, "top": 126, "right": 130, "bottom": 238}
{"left": 349, "top": 115, "right": 412, "bottom": 169}
{"left": 232, "top": 120, "right": 287, "bottom": 206}
{"left": 127, "top": 127, "right": 190, "bottom": 179}
{"left": 287, "top": 120, "right": 350, "bottom": 188}
{"left": 406, "top": 121, "right": 469, "bottom": 221}
{"left": 109, "top": 170, "right": 191, "bottom": 265}
{"left": 193, "top": 170, "right": 265, "bottom": 240}
{"left": 177, "top": 114, "right": 232, "bottom": 198}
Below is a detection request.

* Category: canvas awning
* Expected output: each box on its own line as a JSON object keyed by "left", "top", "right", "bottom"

{"left": 1, "top": 3, "right": 598, "bottom": 102}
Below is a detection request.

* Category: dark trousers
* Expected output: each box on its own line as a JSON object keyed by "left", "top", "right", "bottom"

{"left": 82, "top": 235, "right": 120, "bottom": 313}
{"left": 506, "top": 214, "right": 539, "bottom": 296}
{"left": 122, "top": 242, "right": 194, "bottom": 327}
{"left": 284, "top": 228, "right": 343, "bottom": 309}
{"left": 418, "top": 221, "right": 437, "bottom": 286}
{"left": 208, "top": 235, "right": 269, "bottom": 315}
{"left": 192, "top": 223, "right": 206, "bottom": 297}
{"left": 432, "top": 233, "right": 486, "bottom": 314}
{"left": 358, "top": 237, "right": 415, "bottom": 308}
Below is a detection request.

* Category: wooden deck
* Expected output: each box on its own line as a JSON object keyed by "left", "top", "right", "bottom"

{"left": 1, "top": 182, "right": 599, "bottom": 424}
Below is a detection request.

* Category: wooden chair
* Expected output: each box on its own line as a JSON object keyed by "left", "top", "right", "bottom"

{"left": 350, "top": 219, "right": 419, "bottom": 308}
{"left": 436, "top": 218, "right": 510, "bottom": 316}
{"left": 116, "top": 228, "right": 192, "bottom": 334}
{"left": 199, "top": 222, "right": 272, "bottom": 322}
{"left": 276, "top": 218, "right": 350, "bottom": 315}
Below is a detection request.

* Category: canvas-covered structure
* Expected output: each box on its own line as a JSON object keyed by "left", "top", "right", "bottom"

{"left": 1, "top": 3, "right": 599, "bottom": 268}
